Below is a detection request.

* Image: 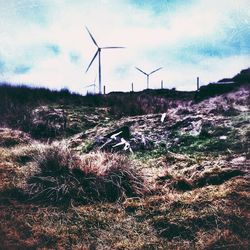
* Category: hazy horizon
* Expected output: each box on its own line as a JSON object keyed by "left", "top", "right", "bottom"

{"left": 0, "top": 0, "right": 250, "bottom": 94}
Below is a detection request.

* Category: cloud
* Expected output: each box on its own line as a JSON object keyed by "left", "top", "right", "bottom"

{"left": 0, "top": 0, "right": 249, "bottom": 93}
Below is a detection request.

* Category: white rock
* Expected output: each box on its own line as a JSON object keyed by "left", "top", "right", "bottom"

{"left": 219, "top": 136, "right": 227, "bottom": 140}
{"left": 231, "top": 156, "right": 246, "bottom": 164}
{"left": 161, "top": 113, "right": 167, "bottom": 123}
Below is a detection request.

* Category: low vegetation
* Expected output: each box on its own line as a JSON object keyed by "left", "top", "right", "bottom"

{"left": 0, "top": 78, "right": 249, "bottom": 249}
{"left": 26, "top": 143, "right": 146, "bottom": 205}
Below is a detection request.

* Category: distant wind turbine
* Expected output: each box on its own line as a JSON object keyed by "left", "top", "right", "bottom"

{"left": 83, "top": 75, "right": 97, "bottom": 94}
{"left": 85, "top": 26, "right": 125, "bottom": 94}
{"left": 135, "top": 67, "right": 162, "bottom": 89}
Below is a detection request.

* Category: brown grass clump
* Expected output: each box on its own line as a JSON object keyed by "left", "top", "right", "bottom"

{"left": 10, "top": 144, "right": 41, "bottom": 166}
{"left": 0, "top": 128, "right": 31, "bottom": 148}
{"left": 194, "top": 168, "right": 245, "bottom": 187}
{"left": 0, "top": 147, "right": 25, "bottom": 194}
{"left": 201, "top": 229, "right": 249, "bottom": 250}
{"left": 27, "top": 143, "right": 146, "bottom": 205}
{"left": 156, "top": 167, "right": 245, "bottom": 193}
{"left": 122, "top": 177, "right": 250, "bottom": 249}
{"left": 156, "top": 171, "right": 193, "bottom": 191}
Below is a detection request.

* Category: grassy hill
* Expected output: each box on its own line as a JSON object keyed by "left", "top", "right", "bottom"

{"left": 0, "top": 70, "right": 249, "bottom": 249}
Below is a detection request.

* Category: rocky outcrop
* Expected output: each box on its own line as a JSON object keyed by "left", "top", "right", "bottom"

{"left": 93, "top": 126, "right": 154, "bottom": 153}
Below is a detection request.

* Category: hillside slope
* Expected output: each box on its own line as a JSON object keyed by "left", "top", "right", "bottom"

{"left": 0, "top": 75, "right": 249, "bottom": 249}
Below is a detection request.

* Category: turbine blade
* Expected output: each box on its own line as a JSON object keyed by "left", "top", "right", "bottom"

{"left": 135, "top": 67, "right": 147, "bottom": 76}
{"left": 85, "top": 50, "right": 99, "bottom": 73}
{"left": 149, "top": 67, "right": 162, "bottom": 75}
{"left": 83, "top": 84, "right": 95, "bottom": 88}
{"left": 101, "top": 46, "right": 125, "bottom": 49}
{"left": 85, "top": 26, "right": 99, "bottom": 47}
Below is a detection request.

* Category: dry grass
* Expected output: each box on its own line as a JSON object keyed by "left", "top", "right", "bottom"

{"left": 0, "top": 140, "right": 249, "bottom": 249}
{"left": 123, "top": 177, "right": 250, "bottom": 249}
{"left": 1, "top": 176, "right": 249, "bottom": 249}
{"left": 156, "top": 166, "right": 245, "bottom": 192}
{"left": 0, "top": 128, "right": 32, "bottom": 148}
{"left": 26, "top": 143, "right": 147, "bottom": 205}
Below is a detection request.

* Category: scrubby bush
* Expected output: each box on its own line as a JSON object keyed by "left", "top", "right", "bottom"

{"left": 27, "top": 143, "right": 146, "bottom": 205}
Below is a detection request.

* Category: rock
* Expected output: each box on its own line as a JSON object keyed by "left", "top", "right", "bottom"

{"left": 219, "top": 136, "right": 227, "bottom": 140}
{"left": 130, "top": 132, "right": 154, "bottom": 151}
{"left": 230, "top": 156, "right": 246, "bottom": 164}
{"left": 161, "top": 113, "right": 167, "bottom": 123}
{"left": 170, "top": 116, "right": 202, "bottom": 130}
{"left": 105, "top": 126, "right": 130, "bottom": 140}
{"left": 93, "top": 126, "right": 154, "bottom": 152}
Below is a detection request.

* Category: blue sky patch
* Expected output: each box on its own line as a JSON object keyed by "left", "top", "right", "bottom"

{"left": 129, "top": 0, "right": 195, "bottom": 13}
{"left": 14, "top": 65, "right": 32, "bottom": 74}
{"left": 0, "top": 60, "right": 6, "bottom": 73}
{"left": 69, "top": 52, "right": 80, "bottom": 64}
{"left": 46, "top": 44, "right": 61, "bottom": 56}
{"left": 16, "top": 1, "right": 50, "bottom": 26}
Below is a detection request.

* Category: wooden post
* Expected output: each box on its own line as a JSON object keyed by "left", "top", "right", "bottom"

{"left": 161, "top": 80, "right": 163, "bottom": 89}
{"left": 197, "top": 77, "right": 200, "bottom": 91}
{"left": 131, "top": 82, "right": 134, "bottom": 92}
{"left": 103, "top": 85, "right": 106, "bottom": 95}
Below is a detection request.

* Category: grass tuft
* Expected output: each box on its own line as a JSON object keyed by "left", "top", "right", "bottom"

{"left": 27, "top": 143, "right": 146, "bottom": 205}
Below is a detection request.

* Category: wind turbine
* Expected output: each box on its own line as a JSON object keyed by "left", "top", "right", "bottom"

{"left": 85, "top": 26, "right": 125, "bottom": 94}
{"left": 83, "top": 75, "right": 97, "bottom": 94}
{"left": 135, "top": 67, "right": 162, "bottom": 89}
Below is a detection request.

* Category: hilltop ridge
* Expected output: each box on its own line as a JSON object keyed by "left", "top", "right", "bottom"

{"left": 0, "top": 67, "right": 249, "bottom": 134}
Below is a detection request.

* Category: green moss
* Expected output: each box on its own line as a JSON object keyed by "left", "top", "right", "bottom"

{"left": 81, "top": 140, "right": 94, "bottom": 153}
{"left": 170, "top": 129, "right": 243, "bottom": 155}
{"left": 132, "top": 146, "right": 166, "bottom": 162}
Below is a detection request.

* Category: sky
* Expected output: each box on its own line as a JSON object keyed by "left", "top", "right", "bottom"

{"left": 0, "top": 0, "right": 249, "bottom": 94}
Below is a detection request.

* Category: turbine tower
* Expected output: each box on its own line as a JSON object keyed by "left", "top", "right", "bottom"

{"left": 85, "top": 26, "right": 125, "bottom": 94}
{"left": 135, "top": 67, "right": 162, "bottom": 89}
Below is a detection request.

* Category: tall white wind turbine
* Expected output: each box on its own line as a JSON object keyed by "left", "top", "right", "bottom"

{"left": 85, "top": 27, "right": 125, "bottom": 94}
